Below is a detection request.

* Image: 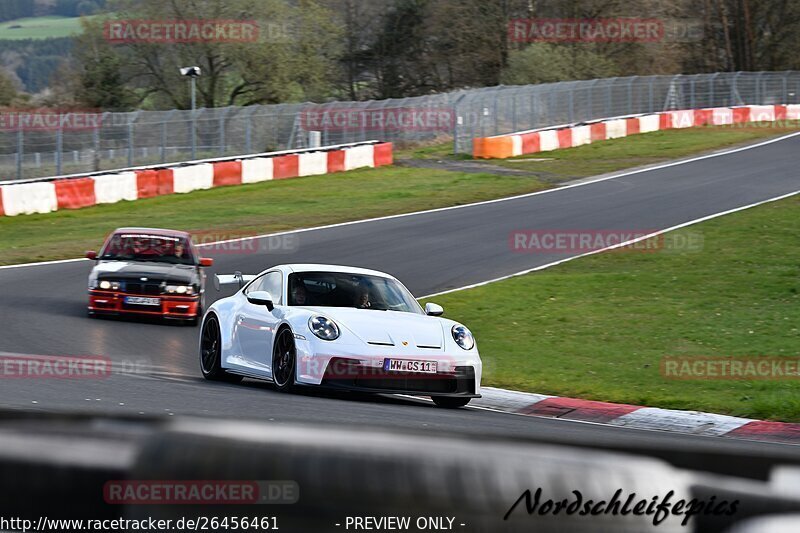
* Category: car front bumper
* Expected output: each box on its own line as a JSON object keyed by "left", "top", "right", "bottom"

{"left": 88, "top": 290, "right": 200, "bottom": 318}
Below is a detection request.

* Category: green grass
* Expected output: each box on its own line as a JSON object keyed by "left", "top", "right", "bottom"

{"left": 0, "top": 166, "right": 548, "bottom": 265}
{"left": 490, "top": 123, "right": 800, "bottom": 179}
{"left": 422, "top": 196, "right": 800, "bottom": 422}
{"left": 0, "top": 16, "right": 90, "bottom": 40}
{"left": 0, "top": 123, "right": 797, "bottom": 266}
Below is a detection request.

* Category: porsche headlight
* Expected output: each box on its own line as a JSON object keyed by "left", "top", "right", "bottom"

{"left": 308, "top": 315, "right": 340, "bottom": 341}
{"left": 451, "top": 324, "right": 475, "bottom": 350}
{"left": 165, "top": 285, "right": 194, "bottom": 295}
{"left": 98, "top": 280, "right": 120, "bottom": 290}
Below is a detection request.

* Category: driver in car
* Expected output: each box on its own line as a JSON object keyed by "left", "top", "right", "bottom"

{"left": 355, "top": 286, "right": 371, "bottom": 309}
{"left": 292, "top": 282, "right": 309, "bottom": 306}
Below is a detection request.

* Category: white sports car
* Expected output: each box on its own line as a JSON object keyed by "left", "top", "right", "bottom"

{"left": 199, "top": 264, "right": 481, "bottom": 408}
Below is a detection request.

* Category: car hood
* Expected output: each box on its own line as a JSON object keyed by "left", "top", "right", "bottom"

{"left": 311, "top": 307, "right": 445, "bottom": 349}
{"left": 93, "top": 260, "right": 197, "bottom": 284}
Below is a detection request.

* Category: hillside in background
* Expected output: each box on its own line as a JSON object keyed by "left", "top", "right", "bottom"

{"left": 0, "top": 0, "right": 106, "bottom": 93}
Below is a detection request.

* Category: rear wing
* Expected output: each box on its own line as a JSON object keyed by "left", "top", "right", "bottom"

{"left": 213, "top": 271, "right": 256, "bottom": 291}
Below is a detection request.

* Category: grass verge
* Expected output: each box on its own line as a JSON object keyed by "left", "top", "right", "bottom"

{"left": 422, "top": 196, "right": 800, "bottom": 422}
{"left": 1, "top": 123, "right": 797, "bottom": 266}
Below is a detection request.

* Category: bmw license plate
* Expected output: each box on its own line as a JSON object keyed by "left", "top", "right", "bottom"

{"left": 384, "top": 358, "right": 437, "bottom": 374}
{"left": 124, "top": 296, "right": 160, "bottom": 306}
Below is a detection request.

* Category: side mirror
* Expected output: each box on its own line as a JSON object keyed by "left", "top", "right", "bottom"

{"left": 86, "top": 251, "right": 97, "bottom": 260}
{"left": 247, "top": 290, "right": 275, "bottom": 311}
{"left": 425, "top": 302, "right": 444, "bottom": 316}
{"left": 199, "top": 257, "right": 214, "bottom": 267}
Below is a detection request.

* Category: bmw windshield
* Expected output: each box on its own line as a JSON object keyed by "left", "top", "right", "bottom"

{"left": 100, "top": 233, "right": 196, "bottom": 266}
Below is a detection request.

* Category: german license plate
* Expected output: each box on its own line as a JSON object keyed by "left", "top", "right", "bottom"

{"left": 383, "top": 358, "right": 437, "bottom": 374}
{"left": 124, "top": 296, "right": 160, "bottom": 306}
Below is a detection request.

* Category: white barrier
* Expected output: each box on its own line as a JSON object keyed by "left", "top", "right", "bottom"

{"left": 712, "top": 107, "right": 733, "bottom": 125}
{"left": 538, "top": 129, "right": 559, "bottom": 152}
{"left": 749, "top": 105, "right": 775, "bottom": 122}
{"left": 786, "top": 104, "right": 800, "bottom": 120}
{"left": 92, "top": 172, "right": 138, "bottom": 205}
{"left": 511, "top": 135, "right": 523, "bottom": 157}
{"left": 298, "top": 152, "right": 329, "bottom": 176}
{"left": 638, "top": 114, "right": 660, "bottom": 133}
{"left": 1, "top": 182, "right": 58, "bottom": 216}
{"left": 241, "top": 158, "right": 274, "bottom": 183}
{"left": 604, "top": 119, "right": 627, "bottom": 139}
{"left": 343, "top": 145, "right": 375, "bottom": 171}
{"left": 172, "top": 163, "right": 214, "bottom": 194}
{"left": 571, "top": 125, "right": 591, "bottom": 146}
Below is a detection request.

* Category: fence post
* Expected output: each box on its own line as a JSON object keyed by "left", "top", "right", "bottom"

{"left": 690, "top": 77, "right": 696, "bottom": 108}
{"left": 648, "top": 77, "right": 655, "bottom": 112}
{"left": 127, "top": 115, "right": 135, "bottom": 167}
{"left": 55, "top": 126, "right": 63, "bottom": 176}
{"left": 782, "top": 71, "right": 790, "bottom": 103}
{"left": 16, "top": 128, "right": 23, "bottom": 180}
{"left": 627, "top": 76, "right": 637, "bottom": 115}
{"left": 568, "top": 84, "right": 575, "bottom": 123}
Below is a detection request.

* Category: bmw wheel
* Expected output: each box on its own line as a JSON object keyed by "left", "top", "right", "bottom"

{"left": 432, "top": 396, "right": 471, "bottom": 408}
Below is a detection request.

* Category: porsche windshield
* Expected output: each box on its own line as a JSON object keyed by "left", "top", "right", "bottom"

{"left": 100, "top": 233, "right": 196, "bottom": 265}
{"left": 288, "top": 272, "right": 422, "bottom": 314}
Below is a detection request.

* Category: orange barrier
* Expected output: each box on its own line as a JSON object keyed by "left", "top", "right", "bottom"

{"left": 273, "top": 155, "right": 299, "bottom": 179}
{"left": 693, "top": 109, "right": 713, "bottom": 126}
{"left": 658, "top": 114, "right": 671, "bottom": 130}
{"left": 775, "top": 105, "right": 787, "bottom": 121}
{"left": 373, "top": 143, "right": 394, "bottom": 167}
{"left": 0, "top": 189, "right": 4, "bottom": 217}
{"left": 327, "top": 150, "right": 345, "bottom": 173}
{"left": 135, "top": 170, "right": 159, "bottom": 198}
{"left": 590, "top": 123, "right": 606, "bottom": 142}
{"left": 212, "top": 161, "right": 242, "bottom": 187}
{"left": 477, "top": 136, "right": 515, "bottom": 159}
{"left": 625, "top": 118, "right": 640, "bottom": 135}
{"left": 732, "top": 107, "right": 750, "bottom": 123}
{"left": 521, "top": 132, "right": 540, "bottom": 153}
{"left": 556, "top": 128, "right": 572, "bottom": 148}
{"left": 55, "top": 178, "right": 96, "bottom": 210}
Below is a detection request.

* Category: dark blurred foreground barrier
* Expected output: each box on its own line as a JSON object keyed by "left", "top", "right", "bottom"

{"left": 0, "top": 411, "right": 799, "bottom": 532}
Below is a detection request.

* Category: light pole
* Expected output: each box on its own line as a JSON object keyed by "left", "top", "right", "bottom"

{"left": 180, "top": 66, "right": 201, "bottom": 159}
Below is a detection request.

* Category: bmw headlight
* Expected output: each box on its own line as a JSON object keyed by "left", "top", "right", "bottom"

{"left": 98, "top": 280, "right": 120, "bottom": 290}
{"left": 165, "top": 285, "right": 194, "bottom": 295}
{"left": 308, "top": 315, "right": 340, "bottom": 341}
{"left": 451, "top": 324, "right": 475, "bottom": 350}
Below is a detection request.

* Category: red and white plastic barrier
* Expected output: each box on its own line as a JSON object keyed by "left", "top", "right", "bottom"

{"left": 0, "top": 141, "right": 393, "bottom": 217}
{"left": 474, "top": 104, "right": 800, "bottom": 159}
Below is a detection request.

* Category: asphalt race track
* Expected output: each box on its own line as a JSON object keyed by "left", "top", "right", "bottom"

{"left": 1, "top": 134, "right": 799, "bottom": 473}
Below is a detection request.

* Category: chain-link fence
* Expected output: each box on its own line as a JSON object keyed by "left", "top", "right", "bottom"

{"left": 1, "top": 71, "right": 799, "bottom": 180}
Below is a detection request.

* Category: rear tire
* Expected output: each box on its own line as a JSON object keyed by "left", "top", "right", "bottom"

{"left": 432, "top": 396, "right": 471, "bottom": 409}
{"left": 200, "top": 315, "right": 242, "bottom": 383}
{"left": 272, "top": 328, "right": 297, "bottom": 393}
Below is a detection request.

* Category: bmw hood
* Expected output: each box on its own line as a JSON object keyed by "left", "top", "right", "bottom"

{"left": 92, "top": 261, "right": 196, "bottom": 284}
{"left": 312, "top": 308, "right": 445, "bottom": 349}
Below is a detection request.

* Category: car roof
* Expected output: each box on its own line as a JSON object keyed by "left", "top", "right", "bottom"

{"left": 278, "top": 264, "right": 395, "bottom": 279}
{"left": 111, "top": 227, "right": 192, "bottom": 239}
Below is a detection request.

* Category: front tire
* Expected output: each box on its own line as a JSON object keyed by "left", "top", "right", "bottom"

{"left": 200, "top": 315, "right": 242, "bottom": 383}
{"left": 272, "top": 328, "right": 297, "bottom": 393}
{"left": 432, "top": 396, "right": 471, "bottom": 409}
